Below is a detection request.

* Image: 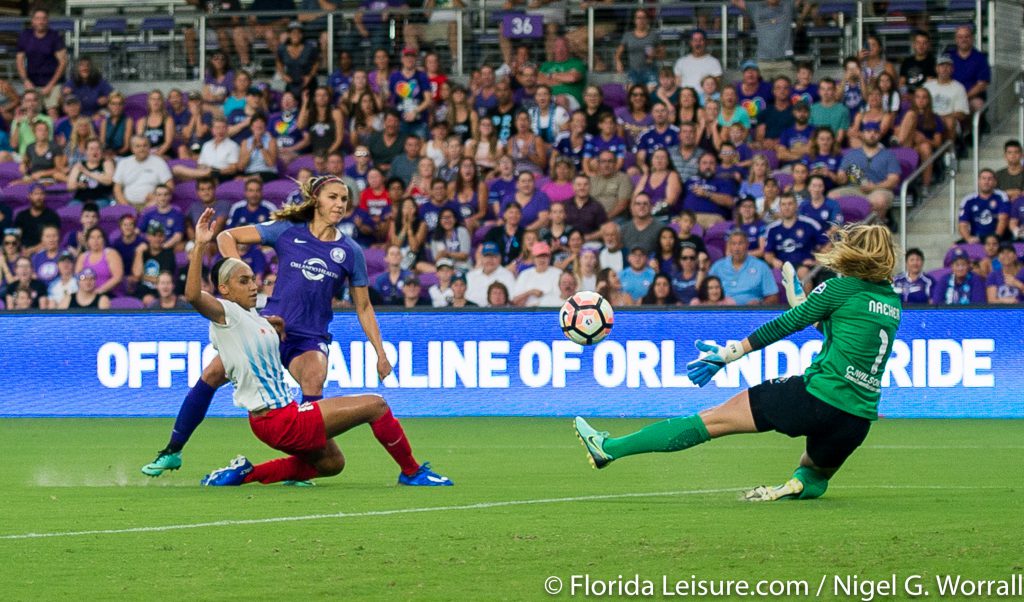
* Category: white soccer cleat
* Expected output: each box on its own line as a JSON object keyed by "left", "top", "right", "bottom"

{"left": 742, "top": 478, "right": 804, "bottom": 502}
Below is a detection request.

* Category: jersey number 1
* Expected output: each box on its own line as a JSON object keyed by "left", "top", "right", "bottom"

{"left": 870, "top": 329, "right": 889, "bottom": 375}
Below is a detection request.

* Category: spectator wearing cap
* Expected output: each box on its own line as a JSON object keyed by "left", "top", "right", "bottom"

{"left": 682, "top": 153, "right": 738, "bottom": 229}
{"left": 373, "top": 245, "right": 412, "bottom": 306}
{"left": 466, "top": 241, "right": 516, "bottom": 306}
{"left": 74, "top": 226, "right": 124, "bottom": 297}
{"left": 620, "top": 193, "right": 660, "bottom": 256}
{"left": 30, "top": 224, "right": 61, "bottom": 287}
{"left": 113, "top": 137, "right": 174, "bottom": 209}
{"left": 20, "top": 119, "right": 66, "bottom": 184}
{"left": 173, "top": 117, "right": 240, "bottom": 182}
{"left": 483, "top": 201, "right": 525, "bottom": 267}
{"left": 957, "top": 169, "right": 1009, "bottom": 243}
{"left": 132, "top": 222, "right": 176, "bottom": 304}
{"left": 673, "top": 29, "right": 723, "bottom": 91}
{"left": 619, "top": 245, "right": 656, "bottom": 302}
{"left": 512, "top": 241, "right": 562, "bottom": 307}
{"left": 449, "top": 271, "right": 477, "bottom": 308}
{"left": 140, "top": 185, "right": 187, "bottom": 251}
{"left": 709, "top": 229, "right": 778, "bottom": 305}
{"left": 53, "top": 95, "right": 83, "bottom": 148}
{"left": 46, "top": 250, "right": 78, "bottom": 307}
{"left": 62, "top": 57, "right": 112, "bottom": 117}
{"left": 564, "top": 175, "right": 608, "bottom": 241}
{"left": 400, "top": 274, "right": 430, "bottom": 308}
{"left": 924, "top": 55, "right": 969, "bottom": 139}
{"left": 900, "top": 30, "right": 937, "bottom": 94}
{"left": 226, "top": 87, "right": 265, "bottom": 143}
{"left": 59, "top": 267, "right": 111, "bottom": 309}
{"left": 809, "top": 78, "right": 850, "bottom": 147}
{"left": 986, "top": 242, "right": 1024, "bottom": 303}
{"left": 893, "top": 247, "right": 934, "bottom": 305}
{"left": 228, "top": 178, "right": 278, "bottom": 228}
{"left": 933, "top": 248, "right": 986, "bottom": 305}
{"left": 276, "top": 21, "right": 321, "bottom": 98}
{"left": 232, "top": 0, "right": 295, "bottom": 74}
{"left": 390, "top": 48, "right": 433, "bottom": 139}
{"left": 945, "top": 25, "right": 990, "bottom": 117}
{"left": 429, "top": 258, "right": 456, "bottom": 306}
{"left": 757, "top": 76, "right": 795, "bottom": 149}
{"left": 13, "top": 184, "right": 60, "bottom": 254}
{"left": 734, "top": 61, "right": 773, "bottom": 128}
{"left": 3, "top": 256, "right": 48, "bottom": 308}
{"left": 729, "top": 0, "right": 794, "bottom": 80}
{"left": 16, "top": 8, "right": 67, "bottom": 120}
{"left": 830, "top": 122, "right": 899, "bottom": 225}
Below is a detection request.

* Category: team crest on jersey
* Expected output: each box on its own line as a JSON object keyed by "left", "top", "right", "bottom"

{"left": 812, "top": 281, "right": 828, "bottom": 295}
{"left": 331, "top": 248, "right": 346, "bottom": 263}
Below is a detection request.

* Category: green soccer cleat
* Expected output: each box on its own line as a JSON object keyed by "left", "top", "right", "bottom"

{"left": 742, "top": 478, "right": 804, "bottom": 502}
{"left": 141, "top": 450, "right": 182, "bottom": 477}
{"left": 574, "top": 416, "right": 614, "bottom": 469}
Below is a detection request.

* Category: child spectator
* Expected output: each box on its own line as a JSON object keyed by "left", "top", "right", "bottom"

{"left": 132, "top": 222, "right": 176, "bottom": 305}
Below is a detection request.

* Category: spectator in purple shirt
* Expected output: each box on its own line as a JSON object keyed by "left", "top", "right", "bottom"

{"left": 61, "top": 58, "right": 112, "bottom": 117}
{"left": 16, "top": 8, "right": 67, "bottom": 120}
{"left": 389, "top": 48, "right": 433, "bottom": 139}
{"left": 945, "top": 25, "right": 991, "bottom": 115}
{"left": 563, "top": 175, "right": 608, "bottom": 241}
{"left": 932, "top": 248, "right": 987, "bottom": 305}
{"left": 140, "top": 185, "right": 187, "bottom": 251}
{"left": 31, "top": 224, "right": 62, "bottom": 286}
{"left": 985, "top": 242, "right": 1024, "bottom": 303}
{"left": 373, "top": 244, "right": 411, "bottom": 305}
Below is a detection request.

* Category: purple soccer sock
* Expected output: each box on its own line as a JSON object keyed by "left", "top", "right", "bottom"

{"left": 301, "top": 394, "right": 323, "bottom": 404}
{"left": 166, "top": 379, "right": 217, "bottom": 453}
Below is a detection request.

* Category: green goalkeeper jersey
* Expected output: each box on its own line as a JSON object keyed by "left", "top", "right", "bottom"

{"left": 748, "top": 276, "right": 902, "bottom": 420}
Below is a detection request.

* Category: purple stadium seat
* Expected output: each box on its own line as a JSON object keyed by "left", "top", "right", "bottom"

{"left": 771, "top": 170, "right": 794, "bottom": 191}
{"left": 0, "top": 298, "right": 4, "bottom": 310}
{"left": 943, "top": 243, "right": 987, "bottom": 267}
{"left": 418, "top": 271, "right": 439, "bottom": 299}
{"left": 0, "top": 183, "right": 31, "bottom": 204}
{"left": 109, "top": 296, "right": 145, "bottom": 309}
{"left": 773, "top": 268, "right": 788, "bottom": 306}
{"left": 125, "top": 92, "right": 149, "bottom": 115}
{"left": 755, "top": 149, "right": 779, "bottom": 171}
{"left": 216, "top": 179, "right": 246, "bottom": 203}
{"left": 891, "top": 147, "right": 920, "bottom": 180}
{"left": 263, "top": 179, "right": 299, "bottom": 205}
{"left": 168, "top": 159, "right": 197, "bottom": 171}
{"left": 99, "top": 204, "right": 137, "bottom": 231}
{"left": 1015, "top": 243, "right": 1024, "bottom": 260}
{"left": 175, "top": 251, "right": 189, "bottom": 270}
{"left": 286, "top": 155, "right": 316, "bottom": 178}
{"left": 0, "top": 161, "right": 21, "bottom": 183}
{"left": 706, "top": 242, "right": 724, "bottom": 262}
{"left": 836, "top": 195, "right": 871, "bottom": 223}
{"left": 601, "top": 83, "right": 627, "bottom": 110}
{"left": 344, "top": 155, "right": 356, "bottom": 169}
{"left": 472, "top": 223, "right": 495, "bottom": 248}
{"left": 44, "top": 184, "right": 72, "bottom": 207}
{"left": 172, "top": 180, "right": 199, "bottom": 206}
{"left": 363, "top": 246, "right": 387, "bottom": 273}
{"left": 704, "top": 220, "right": 733, "bottom": 246}
{"left": 927, "top": 268, "right": 951, "bottom": 288}
{"left": 57, "top": 204, "right": 83, "bottom": 220}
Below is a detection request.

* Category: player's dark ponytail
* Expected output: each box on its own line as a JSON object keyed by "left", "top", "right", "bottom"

{"left": 272, "top": 175, "right": 347, "bottom": 223}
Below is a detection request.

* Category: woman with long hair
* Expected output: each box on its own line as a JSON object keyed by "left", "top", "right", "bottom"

{"left": 466, "top": 116, "right": 504, "bottom": 173}
{"left": 65, "top": 116, "right": 96, "bottom": 166}
{"left": 62, "top": 57, "right": 112, "bottom": 116}
{"left": 640, "top": 272, "right": 680, "bottom": 306}
{"left": 180, "top": 205, "right": 451, "bottom": 488}
{"left": 541, "top": 157, "right": 576, "bottom": 204}
{"left": 222, "top": 70, "right": 251, "bottom": 118}
{"left": 486, "top": 155, "right": 517, "bottom": 214}
{"left": 73, "top": 226, "right": 123, "bottom": 296}
{"left": 99, "top": 92, "right": 133, "bottom": 158}
{"left": 423, "top": 121, "right": 449, "bottom": 167}
{"left": 349, "top": 91, "right": 385, "bottom": 149}
{"left": 202, "top": 51, "right": 234, "bottom": 111}
{"left": 299, "top": 86, "right": 345, "bottom": 157}
{"left": 581, "top": 85, "right": 613, "bottom": 136}
{"left": 449, "top": 157, "right": 488, "bottom": 232}
{"left": 697, "top": 98, "right": 722, "bottom": 153}
{"left": 875, "top": 71, "right": 901, "bottom": 115}
{"left": 786, "top": 161, "right": 811, "bottom": 205}
{"left": 429, "top": 206, "right": 472, "bottom": 272}
{"left": 576, "top": 247, "right": 599, "bottom": 292}
{"left": 595, "top": 267, "right": 635, "bottom": 307}
{"left": 690, "top": 275, "right": 736, "bottom": 306}
{"left": 545, "top": 201, "right": 573, "bottom": 255}
{"left": 577, "top": 223, "right": 902, "bottom": 503}
{"left": 528, "top": 85, "right": 569, "bottom": 145}
{"left": 21, "top": 120, "right": 67, "bottom": 183}
{"left": 858, "top": 34, "right": 897, "bottom": 84}
{"left": 388, "top": 197, "right": 430, "bottom": 272}
{"left": 805, "top": 127, "right": 842, "bottom": 188}
{"left": 505, "top": 171, "right": 551, "bottom": 232}
{"left": 848, "top": 86, "right": 894, "bottom": 150}
{"left": 895, "top": 87, "right": 944, "bottom": 190}
{"left": 554, "top": 229, "right": 584, "bottom": 272}
{"left": 671, "top": 245, "right": 705, "bottom": 303}
{"left": 633, "top": 148, "right": 681, "bottom": 218}
{"left": 616, "top": 84, "right": 653, "bottom": 152}
{"left": 550, "top": 110, "right": 590, "bottom": 175}
{"left": 677, "top": 87, "right": 700, "bottom": 126}
{"left": 739, "top": 154, "right": 771, "bottom": 208}
{"left": 508, "top": 110, "right": 548, "bottom": 175}
{"left": 405, "top": 157, "right": 437, "bottom": 206}
{"left": 446, "top": 85, "right": 478, "bottom": 144}
{"left": 135, "top": 90, "right": 175, "bottom": 158}
{"left": 369, "top": 48, "right": 392, "bottom": 99}
{"left": 67, "top": 138, "right": 115, "bottom": 206}
{"left": 649, "top": 226, "right": 680, "bottom": 276}
{"left": 717, "top": 87, "right": 752, "bottom": 138}
{"left": 340, "top": 69, "right": 374, "bottom": 117}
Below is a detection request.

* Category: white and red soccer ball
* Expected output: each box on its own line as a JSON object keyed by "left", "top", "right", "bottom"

{"left": 559, "top": 291, "right": 614, "bottom": 346}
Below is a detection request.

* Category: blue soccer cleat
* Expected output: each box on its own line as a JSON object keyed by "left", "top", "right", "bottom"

{"left": 141, "top": 450, "right": 182, "bottom": 477}
{"left": 398, "top": 462, "right": 453, "bottom": 486}
{"left": 200, "top": 455, "right": 253, "bottom": 486}
{"left": 574, "top": 416, "right": 614, "bottom": 469}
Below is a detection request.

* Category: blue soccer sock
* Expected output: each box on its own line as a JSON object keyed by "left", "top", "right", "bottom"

{"left": 302, "top": 394, "right": 323, "bottom": 404}
{"left": 165, "top": 379, "right": 217, "bottom": 453}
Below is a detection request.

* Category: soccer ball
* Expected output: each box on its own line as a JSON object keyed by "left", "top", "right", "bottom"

{"left": 559, "top": 291, "right": 614, "bottom": 345}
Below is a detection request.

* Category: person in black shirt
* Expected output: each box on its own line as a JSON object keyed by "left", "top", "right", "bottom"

{"left": 132, "top": 221, "right": 176, "bottom": 304}
{"left": 900, "top": 30, "right": 936, "bottom": 92}
{"left": 13, "top": 183, "right": 60, "bottom": 253}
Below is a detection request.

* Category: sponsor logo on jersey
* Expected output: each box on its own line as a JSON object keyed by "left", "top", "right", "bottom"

{"left": 291, "top": 258, "right": 339, "bottom": 282}
{"left": 331, "top": 248, "right": 346, "bottom": 263}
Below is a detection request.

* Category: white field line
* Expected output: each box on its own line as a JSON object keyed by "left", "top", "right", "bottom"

{"left": 0, "top": 484, "right": 1013, "bottom": 542}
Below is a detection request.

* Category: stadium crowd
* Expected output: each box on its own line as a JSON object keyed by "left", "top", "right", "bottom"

{"left": 1, "top": 4, "right": 1023, "bottom": 311}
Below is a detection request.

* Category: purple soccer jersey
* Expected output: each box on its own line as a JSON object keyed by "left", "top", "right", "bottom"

{"left": 256, "top": 220, "right": 368, "bottom": 338}
{"left": 763, "top": 216, "right": 828, "bottom": 265}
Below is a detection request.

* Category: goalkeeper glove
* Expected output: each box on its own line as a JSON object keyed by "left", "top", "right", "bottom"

{"left": 781, "top": 261, "right": 807, "bottom": 308}
{"left": 686, "top": 340, "right": 745, "bottom": 387}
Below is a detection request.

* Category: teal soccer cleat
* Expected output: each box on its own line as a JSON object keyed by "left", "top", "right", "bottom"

{"left": 200, "top": 455, "right": 253, "bottom": 486}
{"left": 574, "top": 416, "right": 614, "bottom": 469}
{"left": 398, "top": 462, "right": 453, "bottom": 486}
{"left": 141, "top": 450, "right": 182, "bottom": 477}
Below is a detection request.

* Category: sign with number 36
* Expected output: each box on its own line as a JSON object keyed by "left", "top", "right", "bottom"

{"left": 501, "top": 13, "right": 544, "bottom": 39}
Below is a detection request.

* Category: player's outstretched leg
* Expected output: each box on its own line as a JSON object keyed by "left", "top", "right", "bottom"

{"left": 142, "top": 357, "right": 228, "bottom": 477}
{"left": 574, "top": 391, "right": 757, "bottom": 469}
{"left": 743, "top": 454, "right": 837, "bottom": 502}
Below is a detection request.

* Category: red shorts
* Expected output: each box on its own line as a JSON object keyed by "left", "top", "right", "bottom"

{"left": 248, "top": 401, "right": 327, "bottom": 456}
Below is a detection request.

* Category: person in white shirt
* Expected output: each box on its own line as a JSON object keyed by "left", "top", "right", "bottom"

{"left": 466, "top": 241, "right": 517, "bottom": 306}
{"left": 113, "top": 136, "right": 173, "bottom": 209}
{"left": 924, "top": 55, "right": 969, "bottom": 138}
{"left": 186, "top": 208, "right": 452, "bottom": 487}
{"left": 673, "top": 29, "right": 723, "bottom": 90}
{"left": 428, "top": 257, "right": 456, "bottom": 307}
{"left": 171, "top": 117, "right": 240, "bottom": 181}
{"left": 513, "top": 241, "right": 564, "bottom": 306}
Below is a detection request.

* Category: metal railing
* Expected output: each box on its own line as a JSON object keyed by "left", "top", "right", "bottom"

{"left": 972, "top": 70, "right": 1024, "bottom": 184}
{"left": 899, "top": 141, "right": 956, "bottom": 261}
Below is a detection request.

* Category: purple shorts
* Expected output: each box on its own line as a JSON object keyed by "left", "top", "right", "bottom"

{"left": 278, "top": 334, "right": 331, "bottom": 368}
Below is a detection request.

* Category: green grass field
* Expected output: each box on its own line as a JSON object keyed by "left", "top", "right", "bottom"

{"left": 0, "top": 418, "right": 1020, "bottom": 601}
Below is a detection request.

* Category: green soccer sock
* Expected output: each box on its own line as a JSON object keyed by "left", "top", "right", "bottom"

{"left": 793, "top": 465, "right": 830, "bottom": 499}
{"left": 602, "top": 414, "right": 711, "bottom": 459}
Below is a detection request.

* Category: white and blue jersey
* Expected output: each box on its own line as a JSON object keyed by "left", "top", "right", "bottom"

{"left": 210, "top": 298, "right": 291, "bottom": 413}
{"left": 799, "top": 198, "right": 844, "bottom": 229}
{"left": 256, "top": 220, "right": 368, "bottom": 339}
{"left": 229, "top": 200, "right": 278, "bottom": 228}
{"left": 583, "top": 134, "right": 627, "bottom": 159}
{"left": 736, "top": 220, "right": 765, "bottom": 250}
{"left": 635, "top": 125, "right": 680, "bottom": 156}
{"left": 763, "top": 216, "right": 827, "bottom": 265}
{"left": 958, "top": 191, "right": 1009, "bottom": 239}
